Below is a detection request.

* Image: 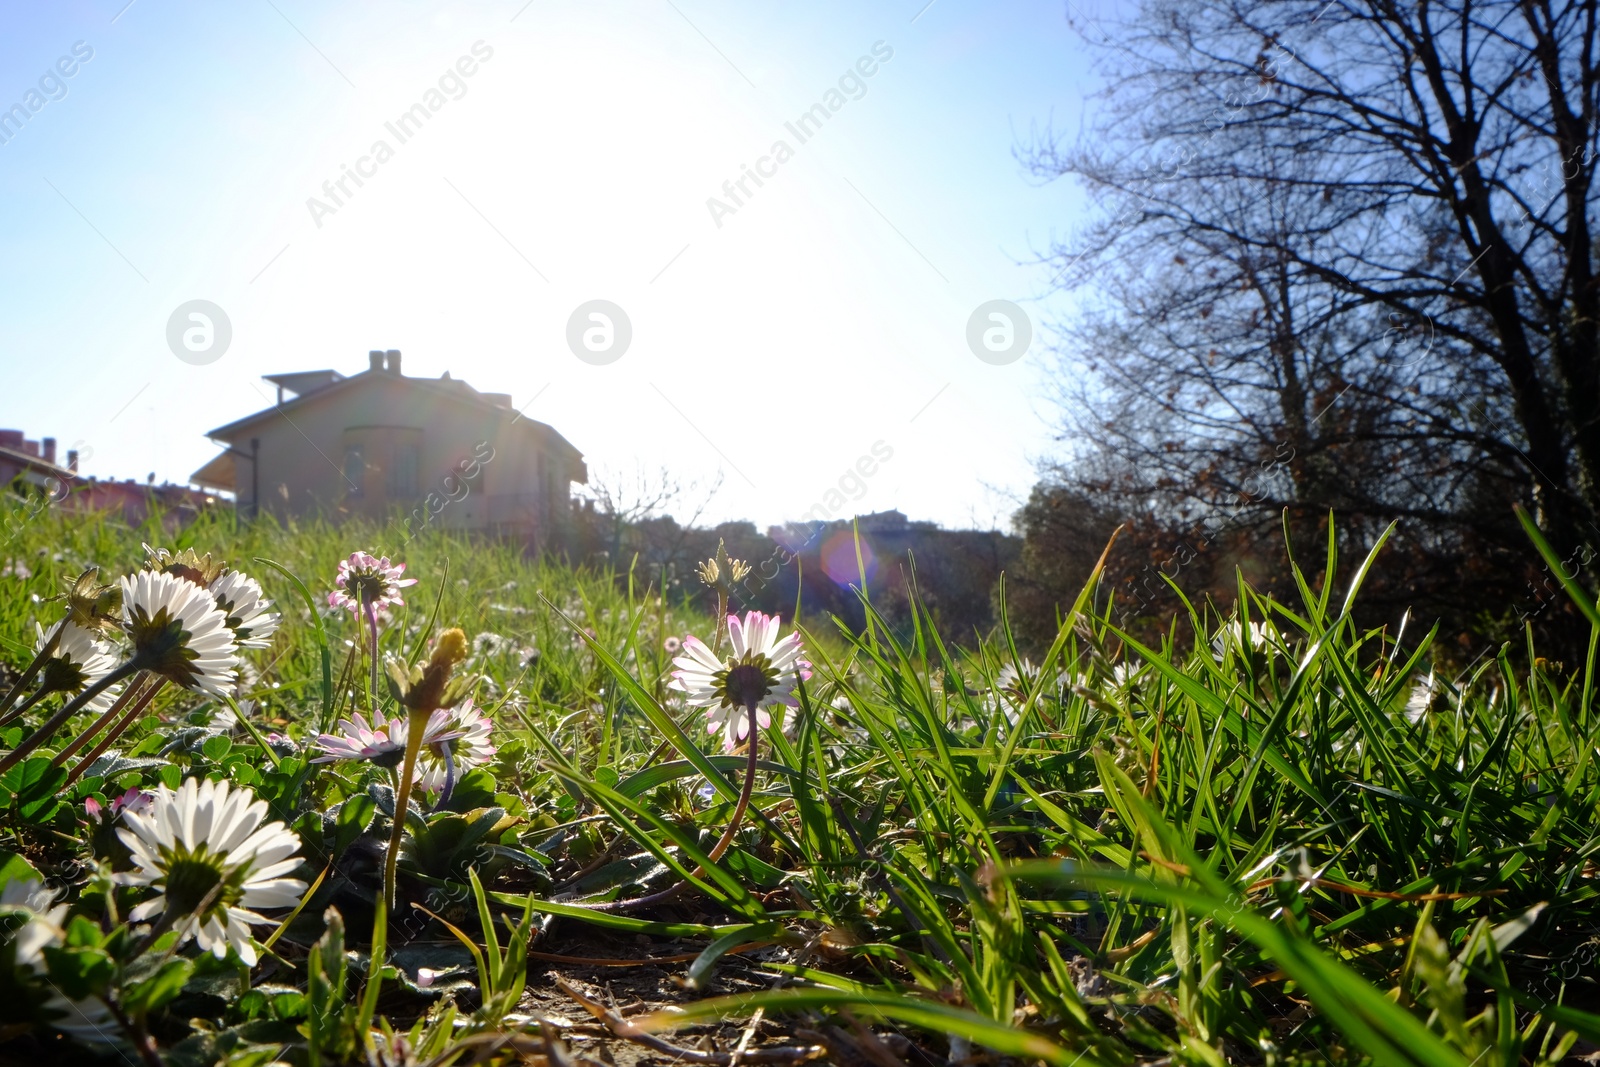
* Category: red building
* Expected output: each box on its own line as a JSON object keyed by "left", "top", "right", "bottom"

{"left": 0, "top": 429, "right": 220, "bottom": 529}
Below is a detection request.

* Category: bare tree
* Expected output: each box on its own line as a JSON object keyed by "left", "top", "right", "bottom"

{"left": 579, "top": 463, "right": 723, "bottom": 564}
{"left": 1028, "top": 0, "right": 1600, "bottom": 568}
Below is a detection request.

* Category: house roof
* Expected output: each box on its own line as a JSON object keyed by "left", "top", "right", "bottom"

{"left": 205, "top": 365, "right": 585, "bottom": 470}
{"left": 263, "top": 370, "right": 344, "bottom": 398}
{"left": 0, "top": 444, "right": 74, "bottom": 487}
{"left": 190, "top": 450, "right": 235, "bottom": 492}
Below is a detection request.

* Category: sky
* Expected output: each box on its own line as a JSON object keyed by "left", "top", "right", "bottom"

{"left": 0, "top": 0, "right": 1096, "bottom": 533}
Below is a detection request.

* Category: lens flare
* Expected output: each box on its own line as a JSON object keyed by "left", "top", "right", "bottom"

{"left": 820, "top": 531, "right": 876, "bottom": 587}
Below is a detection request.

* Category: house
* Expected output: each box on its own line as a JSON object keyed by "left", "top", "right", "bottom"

{"left": 191, "top": 350, "right": 586, "bottom": 547}
{"left": 70, "top": 477, "right": 220, "bottom": 528}
{"left": 1, "top": 430, "right": 220, "bottom": 530}
{"left": 0, "top": 431, "right": 72, "bottom": 494}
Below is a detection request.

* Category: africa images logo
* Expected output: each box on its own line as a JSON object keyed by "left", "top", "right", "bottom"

{"left": 705, "top": 41, "right": 894, "bottom": 228}
{"left": 305, "top": 41, "right": 495, "bottom": 228}
{"left": 0, "top": 41, "right": 94, "bottom": 147}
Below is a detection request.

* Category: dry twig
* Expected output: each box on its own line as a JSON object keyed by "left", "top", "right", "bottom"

{"left": 555, "top": 976, "right": 825, "bottom": 1064}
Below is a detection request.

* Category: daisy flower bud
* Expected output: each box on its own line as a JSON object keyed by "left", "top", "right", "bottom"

{"left": 56, "top": 568, "right": 122, "bottom": 636}
{"left": 142, "top": 543, "right": 228, "bottom": 587}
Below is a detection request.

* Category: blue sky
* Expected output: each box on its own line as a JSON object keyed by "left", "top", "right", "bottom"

{"left": 0, "top": 0, "right": 1095, "bottom": 531}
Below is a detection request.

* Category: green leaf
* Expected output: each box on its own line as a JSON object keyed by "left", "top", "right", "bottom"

{"left": 5, "top": 758, "right": 67, "bottom": 821}
{"left": 443, "top": 767, "right": 497, "bottom": 811}
{"left": 41, "top": 943, "right": 115, "bottom": 1000}
{"left": 253, "top": 557, "right": 334, "bottom": 731}
{"left": 123, "top": 957, "right": 195, "bottom": 1015}
{"left": 638, "top": 986, "right": 1095, "bottom": 1066}
{"left": 1514, "top": 506, "right": 1600, "bottom": 628}
{"left": 421, "top": 874, "right": 758, "bottom": 937}
{"left": 616, "top": 757, "right": 797, "bottom": 798}
{"left": 1001, "top": 861, "right": 1469, "bottom": 1067}
{"left": 686, "top": 923, "right": 783, "bottom": 989}
{"left": 332, "top": 794, "right": 377, "bottom": 854}
{"left": 719, "top": 849, "right": 787, "bottom": 888}
{"left": 307, "top": 906, "right": 352, "bottom": 1063}
{"left": 0, "top": 851, "right": 41, "bottom": 889}
{"left": 537, "top": 593, "right": 741, "bottom": 804}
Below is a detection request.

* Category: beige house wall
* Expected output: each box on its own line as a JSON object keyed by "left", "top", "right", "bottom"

{"left": 217, "top": 374, "right": 579, "bottom": 539}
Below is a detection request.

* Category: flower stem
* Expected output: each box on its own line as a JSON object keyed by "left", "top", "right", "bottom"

{"left": 62, "top": 678, "right": 166, "bottom": 788}
{"left": 582, "top": 699, "right": 759, "bottom": 912}
{"left": 0, "top": 659, "right": 139, "bottom": 775}
{"left": 431, "top": 742, "right": 458, "bottom": 812}
{"left": 107, "top": 998, "right": 164, "bottom": 1067}
{"left": 133, "top": 903, "right": 181, "bottom": 957}
{"left": 365, "top": 601, "right": 380, "bottom": 710}
{"left": 0, "top": 626, "right": 60, "bottom": 721}
{"left": 713, "top": 591, "right": 729, "bottom": 655}
{"left": 51, "top": 672, "right": 152, "bottom": 765}
{"left": 383, "top": 711, "right": 427, "bottom": 911}
{"left": 227, "top": 694, "right": 282, "bottom": 770}
{"left": 355, "top": 890, "right": 387, "bottom": 1053}
{"left": 704, "top": 700, "right": 761, "bottom": 864}
{"left": 0, "top": 686, "right": 48, "bottom": 727}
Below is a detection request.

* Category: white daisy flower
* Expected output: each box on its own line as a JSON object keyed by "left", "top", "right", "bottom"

{"left": 997, "top": 660, "right": 1034, "bottom": 694}
{"left": 311, "top": 709, "right": 460, "bottom": 769}
{"left": 208, "top": 699, "right": 243, "bottom": 732}
{"left": 1404, "top": 671, "right": 1439, "bottom": 722}
{"left": 470, "top": 632, "right": 510, "bottom": 659}
{"left": 2, "top": 878, "right": 121, "bottom": 1043}
{"left": 34, "top": 620, "right": 124, "bottom": 714}
{"left": 416, "top": 698, "right": 496, "bottom": 794}
{"left": 311, "top": 711, "right": 407, "bottom": 765}
{"left": 1213, "top": 619, "right": 1280, "bottom": 657}
{"left": 209, "top": 569, "right": 280, "bottom": 650}
{"left": 232, "top": 659, "right": 261, "bottom": 698}
{"left": 120, "top": 570, "right": 239, "bottom": 698}
{"left": 2, "top": 877, "right": 67, "bottom": 966}
{"left": 115, "top": 777, "right": 306, "bottom": 966}
{"left": 669, "top": 612, "right": 809, "bottom": 753}
{"left": 988, "top": 659, "right": 1050, "bottom": 724}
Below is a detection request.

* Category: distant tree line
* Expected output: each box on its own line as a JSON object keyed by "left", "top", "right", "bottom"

{"left": 565, "top": 490, "right": 1019, "bottom": 642}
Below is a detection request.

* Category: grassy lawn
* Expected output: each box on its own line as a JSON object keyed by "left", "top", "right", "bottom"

{"left": 1, "top": 502, "right": 1597, "bottom": 1066}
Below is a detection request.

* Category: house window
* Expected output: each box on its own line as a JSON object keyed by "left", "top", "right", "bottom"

{"left": 343, "top": 447, "right": 365, "bottom": 496}
{"left": 389, "top": 443, "right": 419, "bottom": 496}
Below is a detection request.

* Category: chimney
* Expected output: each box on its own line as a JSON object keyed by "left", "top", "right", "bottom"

{"left": 369, "top": 350, "right": 385, "bottom": 372}
{"left": 0, "top": 430, "right": 20, "bottom": 449}
{"left": 67, "top": 449, "right": 78, "bottom": 472}
{"left": 22, "top": 440, "right": 38, "bottom": 457}
{"left": 42, "top": 438, "right": 56, "bottom": 465}
{"left": 386, "top": 349, "right": 402, "bottom": 375}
